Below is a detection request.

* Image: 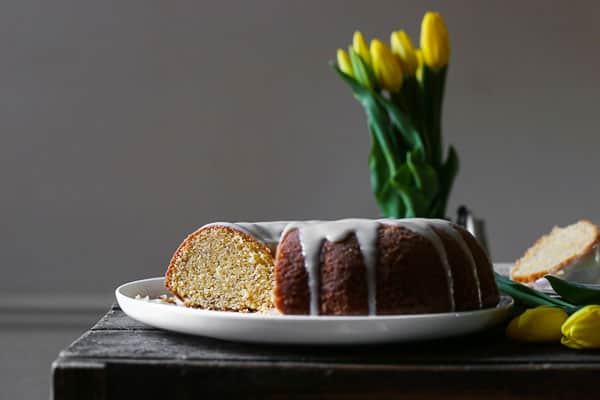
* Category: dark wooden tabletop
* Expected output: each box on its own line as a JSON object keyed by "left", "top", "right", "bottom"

{"left": 52, "top": 304, "right": 600, "bottom": 400}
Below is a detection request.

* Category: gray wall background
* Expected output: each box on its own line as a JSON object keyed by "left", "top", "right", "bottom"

{"left": 3, "top": 0, "right": 600, "bottom": 299}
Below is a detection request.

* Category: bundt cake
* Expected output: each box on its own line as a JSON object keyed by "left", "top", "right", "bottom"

{"left": 165, "top": 218, "right": 500, "bottom": 315}
{"left": 511, "top": 220, "right": 600, "bottom": 285}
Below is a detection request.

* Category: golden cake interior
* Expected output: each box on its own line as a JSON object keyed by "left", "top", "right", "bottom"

{"left": 167, "top": 227, "right": 274, "bottom": 311}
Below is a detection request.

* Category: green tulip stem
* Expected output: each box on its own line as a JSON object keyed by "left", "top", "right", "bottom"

{"left": 331, "top": 59, "right": 458, "bottom": 218}
{"left": 495, "top": 273, "right": 581, "bottom": 314}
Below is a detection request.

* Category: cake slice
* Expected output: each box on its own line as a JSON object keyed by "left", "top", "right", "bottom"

{"left": 511, "top": 220, "right": 599, "bottom": 283}
{"left": 165, "top": 224, "right": 275, "bottom": 311}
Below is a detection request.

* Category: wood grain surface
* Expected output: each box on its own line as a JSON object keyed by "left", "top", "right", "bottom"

{"left": 52, "top": 305, "right": 600, "bottom": 399}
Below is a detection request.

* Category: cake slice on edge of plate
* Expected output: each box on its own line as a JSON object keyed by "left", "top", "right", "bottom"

{"left": 511, "top": 220, "right": 600, "bottom": 284}
{"left": 165, "top": 223, "right": 279, "bottom": 312}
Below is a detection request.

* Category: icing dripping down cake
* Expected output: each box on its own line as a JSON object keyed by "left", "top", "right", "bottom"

{"left": 164, "top": 219, "right": 500, "bottom": 315}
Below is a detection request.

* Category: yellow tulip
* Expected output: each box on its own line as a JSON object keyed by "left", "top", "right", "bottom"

{"left": 415, "top": 49, "right": 424, "bottom": 81}
{"left": 506, "top": 306, "right": 568, "bottom": 342}
{"left": 369, "top": 39, "right": 403, "bottom": 93}
{"left": 353, "top": 31, "right": 371, "bottom": 65}
{"left": 561, "top": 305, "right": 600, "bottom": 349}
{"left": 420, "top": 11, "right": 450, "bottom": 70}
{"left": 336, "top": 48, "right": 353, "bottom": 77}
{"left": 390, "top": 31, "right": 418, "bottom": 76}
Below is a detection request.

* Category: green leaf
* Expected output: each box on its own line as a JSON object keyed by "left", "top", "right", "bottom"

{"left": 399, "top": 77, "right": 423, "bottom": 130}
{"left": 429, "top": 145, "right": 459, "bottom": 218}
{"left": 332, "top": 63, "right": 400, "bottom": 169}
{"left": 364, "top": 99, "right": 401, "bottom": 177}
{"left": 494, "top": 273, "right": 580, "bottom": 314}
{"left": 420, "top": 65, "right": 447, "bottom": 167}
{"left": 368, "top": 138, "right": 386, "bottom": 198}
{"left": 441, "top": 145, "right": 459, "bottom": 183}
{"left": 331, "top": 62, "right": 376, "bottom": 104}
{"left": 393, "top": 163, "right": 412, "bottom": 186}
{"left": 375, "top": 184, "right": 405, "bottom": 217}
{"left": 406, "top": 151, "right": 439, "bottom": 200}
{"left": 348, "top": 48, "right": 375, "bottom": 90}
{"left": 369, "top": 126, "right": 405, "bottom": 218}
{"left": 331, "top": 62, "right": 369, "bottom": 97}
{"left": 331, "top": 64, "right": 416, "bottom": 156}
{"left": 376, "top": 95, "right": 426, "bottom": 159}
{"left": 390, "top": 177, "right": 429, "bottom": 218}
{"left": 546, "top": 275, "right": 600, "bottom": 305}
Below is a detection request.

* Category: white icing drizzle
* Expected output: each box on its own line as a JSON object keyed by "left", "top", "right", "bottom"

{"left": 355, "top": 224, "right": 379, "bottom": 316}
{"left": 236, "top": 222, "right": 290, "bottom": 244}
{"left": 283, "top": 219, "right": 380, "bottom": 315}
{"left": 428, "top": 220, "right": 483, "bottom": 308}
{"left": 201, "top": 221, "right": 290, "bottom": 244}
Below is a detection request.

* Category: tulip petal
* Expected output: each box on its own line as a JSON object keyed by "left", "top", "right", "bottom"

{"left": 353, "top": 31, "right": 371, "bottom": 65}
{"left": 336, "top": 49, "right": 354, "bottom": 77}
{"left": 561, "top": 305, "right": 600, "bottom": 349}
{"left": 391, "top": 31, "right": 419, "bottom": 76}
{"left": 420, "top": 11, "right": 450, "bottom": 70}
{"left": 506, "top": 306, "right": 567, "bottom": 342}
{"left": 370, "top": 39, "right": 403, "bottom": 93}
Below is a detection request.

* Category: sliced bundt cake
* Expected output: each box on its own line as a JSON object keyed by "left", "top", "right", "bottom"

{"left": 165, "top": 219, "right": 500, "bottom": 315}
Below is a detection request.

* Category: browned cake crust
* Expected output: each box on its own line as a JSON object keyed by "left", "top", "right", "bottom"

{"left": 273, "top": 229, "right": 310, "bottom": 314}
{"left": 165, "top": 227, "right": 205, "bottom": 302}
{"left": 375, "top": 225, "right": 451, "bottom": 314}
{"left": 320, "top": 234, "right": 369, "bottom": 315}
{"left": 431, "top": 224, "right": 480, "bottom": 311}
{"left": 457, "top": 226, "right": 500, "bottom": 308}
{"left": 274, "top": 222, "right": 499, "bottom": 315}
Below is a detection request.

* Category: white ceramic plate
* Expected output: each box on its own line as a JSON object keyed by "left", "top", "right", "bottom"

{"left": 116, "top": 277, "right": 513, "bottom": 345}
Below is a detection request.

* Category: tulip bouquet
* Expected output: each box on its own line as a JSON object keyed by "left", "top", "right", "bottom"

{"left": 498, "top": 273, "right": 600, "bottom": 349}
{"left": 333, "top": 11, "right": 600, "bottom": 349}
{"left": 333, "top": 12, "right": 456, "bottom": 218}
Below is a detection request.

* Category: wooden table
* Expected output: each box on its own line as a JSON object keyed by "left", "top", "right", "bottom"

{"left": 52, "top": 304, "right": 600, "bottom": 399}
